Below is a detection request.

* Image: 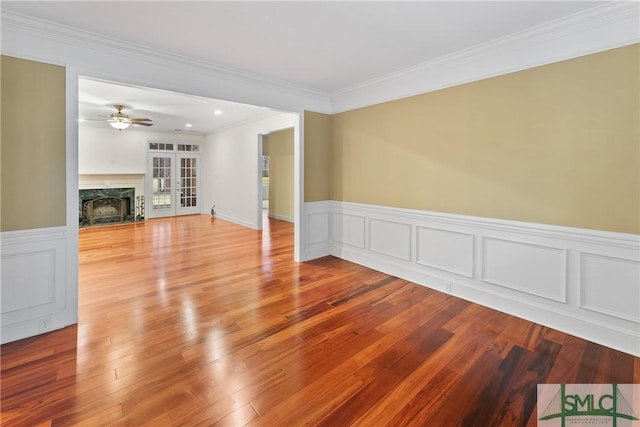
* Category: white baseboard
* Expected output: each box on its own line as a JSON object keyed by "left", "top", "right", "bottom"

{"left": 212, "top": 212, "right": 258, "bottom": 230}
{"left": 304, "top": 201, "right": 640, "bottom": 356}
{"left": 268, "top": 212, "right": 294, "bottom": 223}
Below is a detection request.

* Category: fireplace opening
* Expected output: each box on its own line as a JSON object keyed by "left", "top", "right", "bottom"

{"left": 79, "top": 188, "right": 136, "bottom": 227}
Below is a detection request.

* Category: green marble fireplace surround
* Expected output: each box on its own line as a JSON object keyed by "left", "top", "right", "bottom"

{"left": 79, "top": 188, "right": 136, "bottom": 227}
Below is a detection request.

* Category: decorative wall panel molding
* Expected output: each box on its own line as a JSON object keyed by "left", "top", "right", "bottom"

{"left": 1, "top": 227, "right": 68, "bottom": 344}
{"left": 303, "top": 201, "right": 640, "bottom": 356}
{"left": 332, "top": 212, "right": 365, "bottom": 249}
{"left": 416, "top": 226, "right": 474, "bottom": 278}
{"left": 307, "top": 212, "right": 329, "bottom": 245}
{"left": 1, "top": 249, "right": 56, "bottom": 313}
{"left": 481, "top": 237, "right": 566, "bottom": 303}
{"left": 303, "top": 201, "right": 332, "bottom": 260}
{"left": 368, "top": 218, "right": 411, "bottom": 261}
{"left": 580, "top": 252, "right": 640, "bottom": 323}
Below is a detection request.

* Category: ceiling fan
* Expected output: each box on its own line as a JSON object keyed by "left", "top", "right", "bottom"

{"left": 108, "top": 104, "right": 153, "bottom": 130}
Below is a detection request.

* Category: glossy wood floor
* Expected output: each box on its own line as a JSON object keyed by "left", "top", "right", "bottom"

{"left": 1, "top": 214, "right": 638, "bottom": 426}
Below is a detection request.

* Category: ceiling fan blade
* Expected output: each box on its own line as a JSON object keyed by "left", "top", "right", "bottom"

{"left": 131, "top": 118, "right": 152, "bottom": 122}
{"left": 132, "top": 122, "right": 154, "bottom": 127}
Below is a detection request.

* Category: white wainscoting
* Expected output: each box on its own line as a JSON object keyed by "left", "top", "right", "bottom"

{"left": 303, "top": 201, "right": 640, "bottom": 356}
{"left": 416, "top": 226, "right": 474, "bottom": 278}
{"left": 332, "top": 212, "right": 366, "bottom": 249}
{"left": 1, "top": 227, "right": 69, "bottom": 344}
{"left": 369, "top": 218, "right": 412, "bottom": 262}
{"left": 580, "top": 253, "right": 640, "bottom": 323}
{"left": 481, "top": 237, "right": 567, "bottom": 303}
{"left": 304, "top": 203, "right": 331, "bottom": 260}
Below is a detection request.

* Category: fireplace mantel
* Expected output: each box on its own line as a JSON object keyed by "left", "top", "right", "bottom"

{"left": 79, "top": 174, "right": 144, "bottom": 191}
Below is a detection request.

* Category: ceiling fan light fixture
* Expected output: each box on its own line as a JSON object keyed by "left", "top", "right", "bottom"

{"left": 109, "top": 105, "right": 132, "bottom": 130}
{"left": 105, "top": 104, "right": 152, "bottom": 130}
{"left": 109, "top": 118, "right": 131, "bottom": 130}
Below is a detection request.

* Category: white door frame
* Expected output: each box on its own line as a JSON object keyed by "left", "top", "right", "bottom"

{"left": 257, "top": 133, "right": 265, "bottom": 231}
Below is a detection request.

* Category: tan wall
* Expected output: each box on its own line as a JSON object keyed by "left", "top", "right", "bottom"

{"left": 1, "top": 56, "right": 66, "bottom": 231}
{"left": 331, "top": 44, "right": 639, "bottom": 234}
{"left": 268, "top": 128, "right": 294, "bottom": 219}
{"left": 303, "top": 111, "right": 332, "bottom": 202}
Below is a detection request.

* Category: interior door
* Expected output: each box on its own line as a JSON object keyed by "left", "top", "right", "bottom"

{"left": 146, "top": 143, "right": 201, "bottom": 219}
{"left": 176, "top": 152, "right": 200, "bottom": 216}
{"left": 147, "top": 152, "right": 176, "bottom": 218}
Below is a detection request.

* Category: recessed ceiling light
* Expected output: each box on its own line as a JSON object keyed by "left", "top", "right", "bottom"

{"left": 214, "top": 110, "right": 222, "bottom": 115}
{"left": 78, "top": 118, "right": 86, "bottom": 122}
{"left": 185, "top": 123, "right": 193, "bottom": 127}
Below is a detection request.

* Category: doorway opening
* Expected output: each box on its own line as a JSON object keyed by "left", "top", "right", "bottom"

{"left": 258, "top": 127, "right": 295, "bottom": 230}
{"left": 146, "top": 142, "right": 201, "bottom": 219}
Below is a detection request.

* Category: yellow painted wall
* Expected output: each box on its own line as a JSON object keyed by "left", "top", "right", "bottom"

{"left": 268, "top": 128, "right": 294, "bottom": 220}
{"left": 303, "top": 111, "right": 332, "bottom": 202}
{"left": 330, "top": 44, "right": 639, "bottom": 234}
{"left": 1, "top": 56, "right": 66, "bottom": 231}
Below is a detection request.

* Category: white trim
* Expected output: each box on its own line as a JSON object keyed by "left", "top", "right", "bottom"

{"left": 0, "top": 11, "right": 331, "bottom": 114}
{"left": 480, "top": 236, "right": 568, "bottom": 304}
{"left": 294, "top": 113, "right": 304, "bottom": 262}
{"left": 0, "top": 226, "right": 67, "bottom": 243}
{"left": 303, "top": 201, "right": 640, "bottom": 356}
{"left": 1, "top": 226, "right": 70, "bottom": 343}
{"left": 332, "top": 212, "right": 366, "bottom": 249}
{"left": 66, "top": 66, "right": 79, "bottom": 329}
{"left": 330, "top": 2, "right": 640, "bottom": 113}
{"left": 579, "top": 252, "right": 640, "bottom": 324}
{"left": 416, "top": 226, "right": 475, "bottom": 278}
{"left": 1, "top": 11, "right": 329, "bottom": 98}
{"left": 257, "top": 134, "right": 265, "bottom": 231}
{"left": 79, "top": 175, "right": 144, "bottom": 190}
{"left": 333, "top": 201, "right": 640, "bottom": 250}
{"left": 268, "top": 213, "right": 294, "bottom": 223}
{"left": 303, "top": 201, "right": 331, "bottom": 260}
{"left": 146, "top": 139, "right": 202, "bottom": 152}
{"left": 3, "top": 4, "right": 637, "bottom": 116}
{"left": 212, "top": 212, "right": 259, "bottom": 230}
{"left": 368, "top": 218, "right": 412, "bottom": 262}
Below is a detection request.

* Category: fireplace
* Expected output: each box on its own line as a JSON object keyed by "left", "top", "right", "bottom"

{"left": 79, "top": 188, "right": 136, "bottom": 227}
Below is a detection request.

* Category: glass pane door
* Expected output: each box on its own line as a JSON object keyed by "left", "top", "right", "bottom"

{"left": 147, "top": 149, "right": 201, "bottom": 218}
{"left": 177, "top": 153, "right": 200, "bottom": 215}
{"left": 147, "top": 154, "right": 176, "bottom": 218}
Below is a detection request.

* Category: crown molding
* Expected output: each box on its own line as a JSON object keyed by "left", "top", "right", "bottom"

{"left": 2, "top": 3, "right": 638, "bottom": 116}
{"left": 330, "top": 1, "right": 640, "bottom": 113}
{"left": 0, "top": 10, "right": 330, "bottom": 99}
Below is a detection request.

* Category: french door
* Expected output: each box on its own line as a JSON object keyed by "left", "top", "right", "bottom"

{"left": 146, "top": 142, "right": 201, "bottom": 218}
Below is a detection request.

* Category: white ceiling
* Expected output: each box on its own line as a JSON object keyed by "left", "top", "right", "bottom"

{"left": 78, "top": 78, "right": 279, "bottom": 135}
{"left": 2, "top": 1, "right": 610, "bottom": 134}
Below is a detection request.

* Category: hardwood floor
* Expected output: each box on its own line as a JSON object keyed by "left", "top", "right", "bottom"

{"left": 1, "top": 214, "right": 638, "bottom": 426}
